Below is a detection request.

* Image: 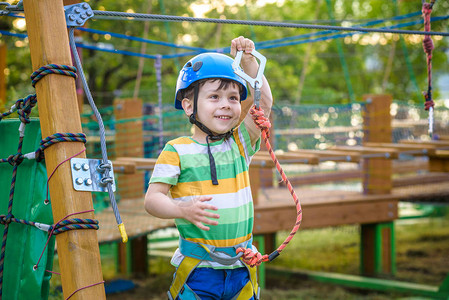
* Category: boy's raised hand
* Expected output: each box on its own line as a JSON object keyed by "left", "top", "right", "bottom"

{"left": 179, "top": 196, "right": 220, "bottom": 231}
{"left": 231, "top": 36, "right": 256, "bottom": 65}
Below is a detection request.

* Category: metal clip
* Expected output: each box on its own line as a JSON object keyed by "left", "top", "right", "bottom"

{"left": 232, "top": 49, "right": 266, "bottom": 107}
{"left": 64, "top": 3, "right": 94, "bottom": 27}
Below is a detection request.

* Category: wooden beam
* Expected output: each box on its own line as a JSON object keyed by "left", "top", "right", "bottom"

{"left": 23, "top": 1, "right": 105, "bottom": 299}
{"left": 364, "top": 142, "right": 436, "bottom": 156}
{"left": 332, "top": 145, "right": 399, "bottom": 159}
{"left": 399, "top": 139, "right": 449, "bottom": 149}
{"left": 292, "top": 149, "right": 361, "bottom": 163}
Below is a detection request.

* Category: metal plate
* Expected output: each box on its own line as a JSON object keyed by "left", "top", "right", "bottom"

{"left": 70, "top": 158, "right": 116, "bottom": 192}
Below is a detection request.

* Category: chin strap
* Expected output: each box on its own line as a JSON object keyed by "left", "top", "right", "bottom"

{"left": 189, "top": 83, "right": 233, "bottom": 185}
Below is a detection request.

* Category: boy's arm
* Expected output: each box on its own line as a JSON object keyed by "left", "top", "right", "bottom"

{"left": 144, "top": 182, "right": 220, "bottom": 231}
{"left": 231, "top": 36, "right": 274, "bottom": 147}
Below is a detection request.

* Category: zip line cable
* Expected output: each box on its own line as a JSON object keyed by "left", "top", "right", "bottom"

{"left": 91, "top": 10, "right": 449, "bottom": 37}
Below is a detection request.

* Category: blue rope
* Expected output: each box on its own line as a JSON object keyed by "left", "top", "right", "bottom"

{"left": 77, "top": 27, "right": 207, "bottom": 52}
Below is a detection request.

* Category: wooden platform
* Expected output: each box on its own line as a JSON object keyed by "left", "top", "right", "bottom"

{"left": 253, "top": 188, "right": 398, "bottom": 234}
{"left": 96, "top": 198, "right": 174, "bottom": 244}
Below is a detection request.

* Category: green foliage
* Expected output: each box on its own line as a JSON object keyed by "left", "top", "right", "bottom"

{"left": 1, "top": 0, "right": 449, "bottom": 107}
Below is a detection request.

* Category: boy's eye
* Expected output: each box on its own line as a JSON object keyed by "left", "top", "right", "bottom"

{"left": 209, "top": 94, "right": 219, "bottom": 99}
{"left": 230, "top": 96, "right": 239, "bottom": 101}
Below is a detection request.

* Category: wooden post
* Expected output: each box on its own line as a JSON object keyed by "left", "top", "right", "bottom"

{"left": 362, "top": 94, "right": 393, "bottom": 194}
{"left": 361, "top": 94, "right": 395, "bottom": 276}
{"left": 23, "top": 1, "right": 105, "bottom": 299}
{"left": 113, "top": 98, "right": 146, "bottom": 276}
{"left": 0, "top": 43, "right": 6, "bottom": 108}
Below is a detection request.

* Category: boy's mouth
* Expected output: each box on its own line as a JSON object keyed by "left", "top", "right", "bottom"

{"left": 215, "top": 115, "right": 231, "bottom": 120}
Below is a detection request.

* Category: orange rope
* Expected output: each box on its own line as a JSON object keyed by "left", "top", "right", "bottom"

{"left": 237, "top": 105, "right": 303, "bottom": 267}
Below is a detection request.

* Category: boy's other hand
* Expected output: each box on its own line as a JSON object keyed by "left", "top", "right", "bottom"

{"left": 180, "top": 196, "right": 220, "bottom": 231}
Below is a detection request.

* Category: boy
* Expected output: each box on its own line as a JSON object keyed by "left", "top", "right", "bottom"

{"left": 144, "top": 36, "right": 273, "bottom": 300}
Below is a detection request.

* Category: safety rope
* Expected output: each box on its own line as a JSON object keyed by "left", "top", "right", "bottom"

{"left": 68, "top": 27, "right": 127, "bottom": 243}
{"left": 236, "top": 106, "right": 302, "bottom": 267}
{"left": 422, "top": 0, "right": 436, "bottom": 138}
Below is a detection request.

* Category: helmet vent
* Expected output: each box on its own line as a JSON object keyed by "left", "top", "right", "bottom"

{"left": 185, "top": 62, "right": 192, "bottom": 68}
{"left": 192, "top": 61, "right": 203, "bottom": 72}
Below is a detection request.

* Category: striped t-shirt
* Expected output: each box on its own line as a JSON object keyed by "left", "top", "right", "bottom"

{"left": 149, "top": 123, "right": 260, "bottom": 268}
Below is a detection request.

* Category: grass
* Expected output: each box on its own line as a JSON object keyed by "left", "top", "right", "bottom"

{"left": 48, "top": 214, "right": 449, "bottom": 299}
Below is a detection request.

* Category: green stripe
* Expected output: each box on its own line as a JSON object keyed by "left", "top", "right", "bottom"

{"left": 149, "top": 176, "right": 177, "bottom": 185}
{"left": 176, "top": 218, "right": 254, "bottom": 241}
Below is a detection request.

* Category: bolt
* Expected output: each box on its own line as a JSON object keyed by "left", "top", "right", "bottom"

{"left": 76, "top": 19, "right": 83, "bottom": 25}
{"left": 86, "top": 10, "right": 93, "bottom": 17}
{"left": 73, "top": 163, "right": 81, "bottom": 170}
{"left": 74, "top": 7, "right": 81, "bottom": 14}
{"left": 80, "top": 13, "right": 87, "bottom": 19}
{"left": 85, "top": 178, "right": 93, "bottom": 186}
{"left": 82, "top": 3, "right": 89, "bottom": 9}
{"left": 82, "top": 163, "right": 90, "bottom": 171}
{"left": 75, "top": 177, "right": 84, "bottom": 185}
{"left": 68, "top": 14, "right": 76, "bottom": 21}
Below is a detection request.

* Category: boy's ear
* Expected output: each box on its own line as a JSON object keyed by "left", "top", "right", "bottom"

{"left": 181, "top": 98, "right": 194, "bottom": 116}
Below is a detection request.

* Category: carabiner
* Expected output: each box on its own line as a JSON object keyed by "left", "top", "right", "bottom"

{"left": 232, "top": 49, "right": 267, "bottom": 107}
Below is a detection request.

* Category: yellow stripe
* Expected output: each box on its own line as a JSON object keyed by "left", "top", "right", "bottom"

{"left": 185, "top": 233, "right": 252, "bottom": 247}
{"left": 170, "top": 136, "right": 197, "bottom": 145}
{"left": 171, "top": 171, "right": 250, "bottom": 197}
{"left": 156, "top": 150, "right": 179, "bottom": 166}
{"left": 233, "top": 129, "right": 246, "bottom": 157}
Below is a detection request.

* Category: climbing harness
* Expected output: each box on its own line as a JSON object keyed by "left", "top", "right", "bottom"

{"left": 167, "top": 237, "right": 259, "bottom": 300}
{"left": 422, "top": 0, "right": 436, "bottom": 138}
{"left": 233, "top": 50, "right": 303, "bottom": 267}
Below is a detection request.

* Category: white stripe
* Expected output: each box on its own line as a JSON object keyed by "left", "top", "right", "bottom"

{"left": 173, "top": 139, "right": 235, "bottom": 156}
{"left": 173, "top": 186, "right": 252, "bottom": 209}
{"left": 151, "top": 163, "right": 180, "bottom": 178}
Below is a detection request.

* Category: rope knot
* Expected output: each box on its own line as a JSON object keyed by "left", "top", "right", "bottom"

{"left": 16, "top": 94, "right": 37, "bottom": 124}
{"left": 424, "top": 94, "right": 435, "bottom": 111}
{"left": 236, "top": 247, "right": 269, "bottom": 267}
{"left": 423, "top": 36, "right": 434, "bottom": 55}
{"left": 250, "top": 105, "right": 271, "bottom": 138}
{"left": 1, "top": 213, "right": 14, "bottom": 225}
{"left": 7, "top": 152, "right": 24, "bottom": 166}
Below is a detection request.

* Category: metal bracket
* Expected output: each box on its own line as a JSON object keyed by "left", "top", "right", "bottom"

{"left": 64, "top": 3, "right": 94, "bottom": 27}
{"left": 70, "top": 158, "right": 116, "bottom": 192}
{"left": 232, "top": 49, "right": 267, "bottom": 90}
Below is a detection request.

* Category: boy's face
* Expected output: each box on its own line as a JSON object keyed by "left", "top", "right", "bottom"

{"left": 183, "top": 79, "right": 242, "bottom": 138}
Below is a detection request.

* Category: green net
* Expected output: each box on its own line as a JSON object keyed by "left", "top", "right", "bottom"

{"left": 0, "top": 119, "right": 54, "bottom": 300}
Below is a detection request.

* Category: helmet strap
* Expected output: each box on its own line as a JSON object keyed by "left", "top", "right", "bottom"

{"left": 188, "top": 82, "right": 234, "bottom": 185}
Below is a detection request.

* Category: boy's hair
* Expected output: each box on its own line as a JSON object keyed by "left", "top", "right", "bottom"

{"left": 182, "top": 78, "right": 245, "bottom": 101}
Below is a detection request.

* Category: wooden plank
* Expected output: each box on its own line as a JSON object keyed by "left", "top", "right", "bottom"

{"left": 332, "top": 146, "right": 399, "bottom": 159}
{"left": 254, "top": 151, "right": 320, "bottom": 165}
{"left": 292, "top": 149, "right": 361, "bottom": 162}
{"left": 115, "top": 157, "right": 157, "bottom": 169}
{"left": 399, "top": 139, "right": 449, "bottom": 149}
{"left": 393, "top": 172, "right": 449, "bottom": 187}
{"left": 23, "top": 1, "right": 105, "bottom": 298}
{"left": 253, "top": 188, "right": 398, "bottom": 233}
{"left": 112, "top": 160, "right": 137, "bottom": 174}
{"left": 364, "top": 142, "right": 437, "bottom": 156}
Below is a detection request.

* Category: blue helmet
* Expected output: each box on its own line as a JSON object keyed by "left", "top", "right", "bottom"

{"left": 174, "top": 52, "right": 248, "bottom": 109}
